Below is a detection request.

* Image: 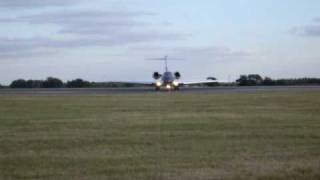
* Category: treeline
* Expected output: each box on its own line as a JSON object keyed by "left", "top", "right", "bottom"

{"left": 10, "top": 77, "right": 64, "bottom": 88}
{"left": 5, "top": 75, "right": 320, "bottom": 88}
{"left": 9, "top": 77, "right": 149, "bottom": 88}
{"left": 89, "top": 82, "right": 150, "bottom": 88}
{"left": 236, "top": 74, "right": 320, "bottom": 86}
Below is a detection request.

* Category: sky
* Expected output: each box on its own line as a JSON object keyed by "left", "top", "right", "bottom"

{"left": 1, "top": 0, "right": 320, "bottom": 84}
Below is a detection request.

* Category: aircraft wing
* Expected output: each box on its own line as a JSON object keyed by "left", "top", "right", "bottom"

{"left": 97, "top": 80, "right": 233, "bottom": 88}
{"left": 94, "top": 81, "right": 154, "bottom": 87}
{"left": 114, "top": 81, "right": 154, "bottom": 85}
{"left": 182, "top": 80, "right": 231, "bottom": 87}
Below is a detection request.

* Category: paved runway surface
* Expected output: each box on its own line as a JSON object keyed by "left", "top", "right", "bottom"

{"left": 1, "top": 86, "right": 320, "bottom": 96}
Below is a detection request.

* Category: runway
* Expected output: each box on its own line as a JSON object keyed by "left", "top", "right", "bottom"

{"left": 0, "top": 86, "right": 320, "bottom": 96}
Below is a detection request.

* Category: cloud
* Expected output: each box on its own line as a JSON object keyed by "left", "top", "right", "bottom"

{"left": 130, "top": 46, "right": 251, "bottom": 57}
{"left": 172, "top": 47, "right": 250, "bottom": 58}
{"left": 0, "top": 10, "right": 186, "bottom": 59}
{"left": 313, "top": 17, "right": 320, "bottom": 22}
{"left": 0, "top": 37, "right": 56, "bottom": 59}
{"left": 0, "top": 0, "right": 81, "bottom": 8}
{"left": 130, "top": 46, "right": 250, "bottom": 59}
{"left": 291, "top": 18, "right": 320, "bottom": 37}
{"left": 0, "top": 32, "right": 184, "bottom": 58}
{"left": 1, "top": 10, "right": 156, "bottom": 35}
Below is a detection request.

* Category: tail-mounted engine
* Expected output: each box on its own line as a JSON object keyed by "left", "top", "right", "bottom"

{"left": 174, "top": 72, "right": 181, "bottom": 79}
{"left": 153, "top": 72, "right": 162, "bottom": 80}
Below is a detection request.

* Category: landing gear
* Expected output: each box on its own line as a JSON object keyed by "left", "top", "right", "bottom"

{"left": 154, "top": 85, "right": 179, "bottom": 91}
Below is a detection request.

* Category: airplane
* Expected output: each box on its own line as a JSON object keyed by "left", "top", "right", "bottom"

{"left": 105, "top": 55, "right": 228, "bottom": 91}
{"left": 148, "top": 56, "right": 181, "bottom": 91}
{"left": 148, "top": 56, "right": 225, "bottom": 91}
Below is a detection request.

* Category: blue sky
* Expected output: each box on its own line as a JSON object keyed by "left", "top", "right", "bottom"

{"left": 0, "top": 0, "right": 320, "bottom": 84}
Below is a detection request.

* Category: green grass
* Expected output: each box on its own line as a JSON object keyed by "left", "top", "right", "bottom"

{"left": 0, "top": 92, "right": 320, "bottom": 180}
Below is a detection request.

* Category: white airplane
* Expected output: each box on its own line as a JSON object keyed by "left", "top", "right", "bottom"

{"left": 148, "top": 56, "right": 222, "bottom": 91}
{"left": 109, "top": 56, "right": 227, "bottom": 91}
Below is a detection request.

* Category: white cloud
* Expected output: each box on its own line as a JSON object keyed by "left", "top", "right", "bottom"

{"left": 0, "top": 9, "right": 186, "bottom": 59}
{"left": 0, "top": 0, "right": 81, "bottom": 8}
{"left": 291, "top": 18, "right": 320, "bottom": 37}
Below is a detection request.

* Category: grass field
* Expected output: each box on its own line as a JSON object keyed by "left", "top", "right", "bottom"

{"left": 0, "top": 91, "right": 320, "bottom": 180}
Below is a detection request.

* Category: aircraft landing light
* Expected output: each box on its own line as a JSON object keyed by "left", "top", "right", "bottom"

{"left": 156, "top": 82, "right": 162, "bottom": 87}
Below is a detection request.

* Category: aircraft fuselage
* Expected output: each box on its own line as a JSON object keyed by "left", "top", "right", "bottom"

{"left": 155, "top": 71, "right": 180, "bottom": 90}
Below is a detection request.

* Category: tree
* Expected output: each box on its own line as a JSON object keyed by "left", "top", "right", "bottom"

{"left": 66, "top": 79, "right": 91, "bottom": 88}
{"left": 237, "top": 74, "right": 263, "bottom": 86}
{"left": 262, "top": 77, "right": 275, "bottom": 86}
{"left": 236, "top": 75, "right": 249, "bottom": 86}
{"left": 42, "top": 77, "right": 64, "bottom": 88}
{"left": 207, "top": 77, "right": 217, "bottom": 81}
{"left": 26, "top": 80, "right": 44, "bottom": 88}
{"left": 10, "top": 79, "right": 28, "bottom": 88}
{"left": 248, "top": 74, "right": 263, "bottom": 84}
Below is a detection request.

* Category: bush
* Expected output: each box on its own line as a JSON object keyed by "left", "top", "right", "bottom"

{"left": 42, "top": 77, "right": 64, "bottom": 88}
{"left": 262, "top": 77, "right": 275, "bottom": 86}
{"left": 66, "top": 79, "right": 91, "bottom": 88}
{"left": 237, "top": 75, "right": 260, "bottom": 86}
{"left": 237, "top": 75, "right": 320, "bottom": 86}
{"left": 10, "top": 79, "right": 28, "bottom": 88}
{"left": 26, "top": 80, "right": 44, "bottom": 88}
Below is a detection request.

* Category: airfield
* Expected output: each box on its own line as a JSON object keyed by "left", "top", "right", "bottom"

{"left": 0, "top": 86, "right": 320, "bottom": 180}
{"left": 1, "top": 86, "right": 320, "bottom": 96}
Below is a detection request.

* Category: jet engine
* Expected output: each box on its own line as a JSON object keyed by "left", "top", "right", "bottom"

{"left": 174, "top": 72, "right": 181, "bottom": 79}
{"left": 153, "top": 72, "right": 162, "bottom": 80}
